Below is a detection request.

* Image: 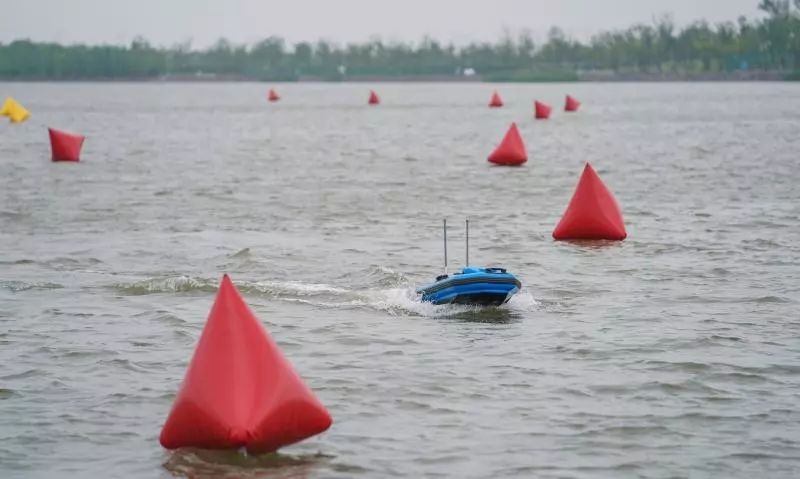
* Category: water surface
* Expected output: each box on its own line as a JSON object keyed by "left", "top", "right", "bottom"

{"left": 1, "top": 82, "right": 799, "bottom": 478}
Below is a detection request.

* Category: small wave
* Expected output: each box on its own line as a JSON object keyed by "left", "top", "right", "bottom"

{"left": 706, "top": 372, "right": 771, "bottom": 384}
{"left": 99, "top": 358, "right": 158, "bottom": 373}
{"left": 587, "top": 424, "right": 676, "bottom": 437}
{"left": 337, "top": 264, "right": 410, "bottom": 289}
{"left": 229, "top": 248, "right": 251, "bottom": 258}
{"left": 0, "top": 388, "right": 17, "bottom": 399}
{"left": 1, "top": 369, "right": 45, "bottom": 380}
{"left": 723, "top": 452, "right": 800, "bottom": 461}
{"left": 0, "top": 259, "right": 35, "bottom": 266}
{"left": 762, "top": 364, "right": 800, "bottom": 376}
{"left": 43, "top": 257, "right": 104, "bottom": 270}
{"left": 752, "top": 295, "right": 790, "bottom": 304}
{"left": 709, "top": 335, "right": 743, "bottom": 342}
{"left": 640, "top": 360, "right": 711, "bottom": 372}
{"left": 591, "top": 380, "right": 726, "bottom": 396}
{"left": 1, "top": 280, "right": 64, "bottom": 292}
{"left": 0, "top": 209, "right": 27, "bottom": 220}
{"left": 113, "top": 276, "right": 217, "bottom": 295}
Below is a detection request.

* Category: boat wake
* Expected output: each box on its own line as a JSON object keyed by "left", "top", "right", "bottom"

{"left": 113, "top": 275, "right": 348, "bottom": 297}
{"left": 111, "top": 270, "right": 540, "bottom": 318}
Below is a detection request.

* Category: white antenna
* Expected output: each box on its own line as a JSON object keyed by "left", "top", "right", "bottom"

{"left": 443, "top": 219, "right": 448, "bottom": 276}
{"left": 465, "top": 218, "right": 469, "bottom": 267}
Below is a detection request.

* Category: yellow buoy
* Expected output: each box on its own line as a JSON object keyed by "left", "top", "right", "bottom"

{"left": 1, "top": 97, "right": 31, "bottom": 123}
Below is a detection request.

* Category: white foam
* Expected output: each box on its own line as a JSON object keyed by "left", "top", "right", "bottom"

{"left": 249, "top": 280, "right": 349, "bottom": 295}
{"left": 366, "top": 287, "right": 508, "bottom": 318}
{"left": 506, "top": 290, "right": 541, "bottom": 312}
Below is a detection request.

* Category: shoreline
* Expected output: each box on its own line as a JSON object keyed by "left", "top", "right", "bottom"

{"left": 0, "top": 71, "right": 793, "bottom": 83}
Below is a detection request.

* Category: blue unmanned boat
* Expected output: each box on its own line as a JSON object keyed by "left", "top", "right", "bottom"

{"left": 416, "top": 220, "right": 521, "bottom": 306}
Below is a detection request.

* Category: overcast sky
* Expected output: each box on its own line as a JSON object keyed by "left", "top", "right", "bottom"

{"left": 2, "top": 0, "right": 763, "bottom": 48}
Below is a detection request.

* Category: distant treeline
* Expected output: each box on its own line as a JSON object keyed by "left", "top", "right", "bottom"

{"left": 2, "top": 1, "right": 800, "bottom": 81}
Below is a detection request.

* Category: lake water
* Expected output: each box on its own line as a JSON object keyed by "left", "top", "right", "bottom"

{"left": 1, "top": 82, "right": 799, "bottom": 478}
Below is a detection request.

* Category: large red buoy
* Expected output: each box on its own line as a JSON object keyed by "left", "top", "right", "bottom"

{"left": 267, "top": 89, "right": 280, "bottom": 102}
{"left": 160, "top": 274, "right": 332, "bottom": 452}
{"left": 48, "top": 128, "right": 85, "bottom": 162}
{"left": 488, "top": 122, "right": 527, "bottom": 166}
{"left": 489, "top": 91, "right": 503, "bottom": 108}
{"left": 535, "top": 101, "right": 552, "bottom": 119}
{"left": 565, "top": 95, "right": 580, "bottom": 112}
{"left": 368, "top": 90, "right": 380, "bottom": 105}
{"left": 553, "top": 163, "right": 627, "bottom": 240}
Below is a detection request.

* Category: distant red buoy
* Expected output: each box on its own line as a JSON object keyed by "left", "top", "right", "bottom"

{"left": 535, "top": 101, "right": 552, "bottom": 120}
{"left": 48, "top": 128, "right": 85, "bottom": 162}
{"left": 489, "top": 91, "right": 503, "bottom": 108}
{"left": 488, "top": 122, "right": 527, "bottom": 166}
{"left": 565, "top": 95, "right": 580, "bottom": 112}
{"left": 267, "top": 89, "right": 280, "bottom": 102}
{"left": 368, "top": 90, "right": 380, "bottom": 105}
{"left": 160, "top": 274, "right": 332, "bottom": 453}
{"left": 553, "top": 163, "right": 626, "bottom": 240}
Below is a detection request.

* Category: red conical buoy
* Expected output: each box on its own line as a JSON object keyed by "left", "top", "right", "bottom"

{"left": 160, "top": 274, "right": 332, "bottom": 452}
{"left": 553, "top": 163, "right": 627, "bottom": 240}
{"left": 267, "top": 89, "right": 280, "bottom": 102}
{"left": 48, "top": 128, "right": 85, "bottom": 162}
{"left": 535, "top": 101, "right": 552, "bottom": 120}
{"left": 488, "top": 122, "right": 527, "bottom": 166}
{"left": 565, "top": 95, "right": 580, "bottom": 112}
{"left": 368, "top": 90, "right": 380, "bottom": 105}
{"left": 489, "top": 91, "right": 503, "bottom": 108}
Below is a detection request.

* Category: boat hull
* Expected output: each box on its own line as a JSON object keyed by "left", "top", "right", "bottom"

{"left": 416, "top": 268, "right": 521, "bottom": 306}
